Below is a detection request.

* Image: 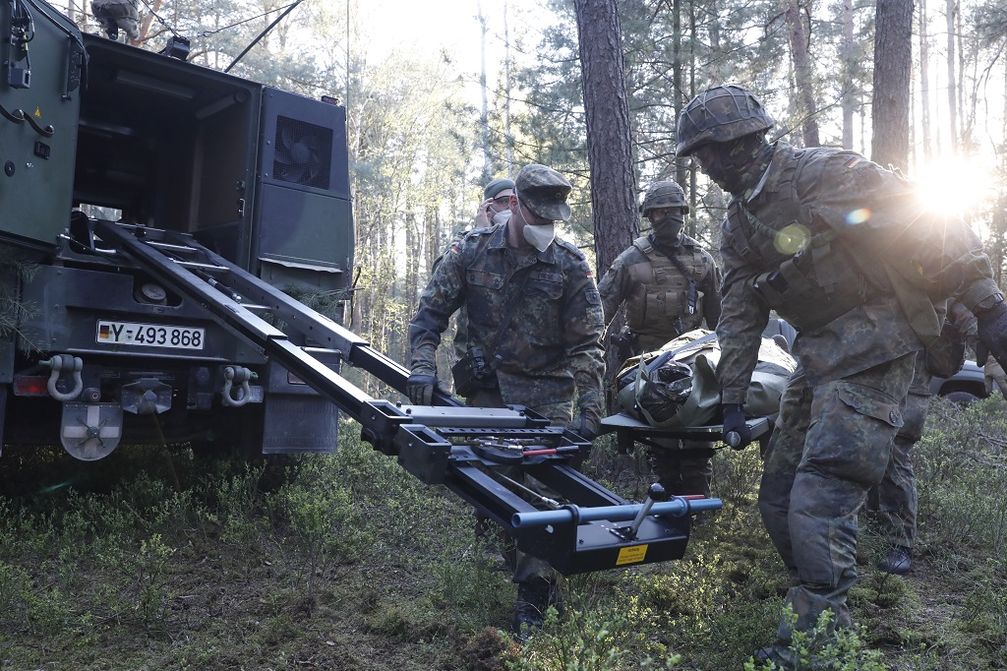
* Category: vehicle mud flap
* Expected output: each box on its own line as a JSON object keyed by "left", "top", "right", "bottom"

{"left": 260, "top": 360, "right": 339, "bottom": 454}
{"left": 261, "top": 394, "right": 339, "bottom": 453}
{"left": 60, "top": 402, "right": 123, "bottom": 461}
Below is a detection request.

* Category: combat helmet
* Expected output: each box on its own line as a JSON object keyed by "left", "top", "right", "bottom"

{"left": 641, "top": 180, "right": 689, "bottom": 215}
{"left": 676, "top": 84, "right": 774, "bottom": 157}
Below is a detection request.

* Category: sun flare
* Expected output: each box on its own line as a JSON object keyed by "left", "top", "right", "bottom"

{"left": 912, "top": 155, "right": 997, "bottom": 217}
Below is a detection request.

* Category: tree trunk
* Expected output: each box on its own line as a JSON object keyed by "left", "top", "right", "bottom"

{"left": 573, "top": 0, "right": 639, "bottom": 276}
{"left": 503, "top": 0, "right": 514, "bottom": 173}
{"left": 688, "top": 0, "right": 698, "bottom": 235}
{"left": 133, "top": 0, "right": 163, "bottom": 45}
{"left": 784, "top": 0, "right": 820, "bottom": 147}
{"left": 672, "top": 0, "right": 687, "bottom": 188}
{"left": 919, "top": 0, "right": 932, "bottom": 160}
{"left": 840, "top": 0, "right": 856, "bottom": 150}
{"left": 871, "top": 0, "right": 913, "bottom": 172}
{"left": 945, "top": 0, "right": 958, "bottom": 151}
{"left": 477, "top": 0, "right": 492, "bottom": 183}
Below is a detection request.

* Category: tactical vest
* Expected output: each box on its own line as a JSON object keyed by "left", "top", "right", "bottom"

{"left": 625, "top": 235, "right": 710, "bottom": 348}
{"left": 723, "top": 147, "right": 892, "bottom": 333}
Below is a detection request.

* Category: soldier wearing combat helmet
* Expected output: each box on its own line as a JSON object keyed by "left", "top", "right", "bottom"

{"left": 598, "top": 180, "right": 721, "bottom": 496}
{"left": 407, "top": 163, "right": 605, "bottom": 636}
{"left": 677, "top": 84, "right": 1007, "bottom": 667}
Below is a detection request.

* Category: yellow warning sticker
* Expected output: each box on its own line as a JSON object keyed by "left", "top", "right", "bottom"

{"left": 34, "top": 106, "right": 41, "bottom": 118}
{"left": 615, "top": 544, "right": 648, "bottom": 566}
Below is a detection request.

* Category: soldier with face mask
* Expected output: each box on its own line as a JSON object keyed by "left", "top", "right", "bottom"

{"left": 474, "top": 178, "right": 516, "bottom": 228}
{"left": 598, "top": 180, "right": 722, "bottom": 496}
{"left": 407, "top": 163, "right": 605, "bottom": 636}
{"left": 677, "top": 84, "right": 1007, "bottom": 668}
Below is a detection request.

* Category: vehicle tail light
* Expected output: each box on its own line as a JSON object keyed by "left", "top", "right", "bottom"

{"left": 13, "top": 375, "right": 49, "bottom": 397}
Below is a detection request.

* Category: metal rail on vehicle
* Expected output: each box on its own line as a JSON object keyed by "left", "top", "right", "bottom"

{"left": 92, "top": 220, "right": 721, "bottom": 575}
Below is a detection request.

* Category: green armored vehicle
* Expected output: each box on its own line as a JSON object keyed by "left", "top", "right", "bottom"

{"left": 0, "top": 0, "right": 353, "bottom": 458}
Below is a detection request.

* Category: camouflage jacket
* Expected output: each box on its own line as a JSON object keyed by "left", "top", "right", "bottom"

{"left": 598, "top": 233, "right": 722, "bottom": 352}
{"left": 409, "top": 223, "right": 605, "bottom": 421}
{"left": 717, "top": 142, "right": 1000, "bottom": 404}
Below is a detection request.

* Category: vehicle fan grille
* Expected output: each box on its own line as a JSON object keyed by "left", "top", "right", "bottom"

{"left": 272, "top": 116, "right": 333, "bottom": 189}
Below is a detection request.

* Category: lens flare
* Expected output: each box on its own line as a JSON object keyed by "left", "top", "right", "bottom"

{"left": 774, "top": 223, "right": 810, "bottom": 255}
{"left": 845, "top": 208, "right": 871, "bottom": 225}
{"left": 913, "top": 155, "right": 996, "bottom": 217}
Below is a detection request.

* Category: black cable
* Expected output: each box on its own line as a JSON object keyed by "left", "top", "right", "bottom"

{"left": 23, "top": 112, "right": 53, "bottom": 137}
{"left": 200, "top": 2, "right": 299, "bottom": 38}
{"left": 136, "top": 0, "right": 180, "bottom": 38}
{"left": 224, "top": 0, "right": 305, "bottom": 73}
{"left": 0, "top": 101, "right": 23, "bottom": 124}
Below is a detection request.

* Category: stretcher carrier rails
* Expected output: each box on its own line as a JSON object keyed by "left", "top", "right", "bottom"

{"left": 90, "top": 219, "right": 719, "bottom": 574}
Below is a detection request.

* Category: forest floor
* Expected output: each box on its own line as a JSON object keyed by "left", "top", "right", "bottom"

{"left": 0, "top": 396, "right": 1004, "bottom": 671}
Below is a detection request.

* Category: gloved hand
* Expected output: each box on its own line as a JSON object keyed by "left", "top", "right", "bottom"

{"left": 566, "top": 413, "right": 600, "bottom": 441}
{"left": 721, "top": 403, "right": 751, "bottom": 449}
{"left": 977, "top": 299, "right": 1007, "bottom": 370}
{"left": 406, "top": 373, "right": 438, "bottom": 405}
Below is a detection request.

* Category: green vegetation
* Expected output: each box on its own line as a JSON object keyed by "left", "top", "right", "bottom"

{"left": 0, "top": 397, "right": 1004, "bottom": 670}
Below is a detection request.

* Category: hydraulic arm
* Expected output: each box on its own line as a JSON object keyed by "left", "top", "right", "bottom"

{"left": 92, "top": 219, "right": 721, "bottom": 574}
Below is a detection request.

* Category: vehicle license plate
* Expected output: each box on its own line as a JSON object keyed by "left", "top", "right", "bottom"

{"left": 96, "top": 320, "right": 205, "bottom": 350}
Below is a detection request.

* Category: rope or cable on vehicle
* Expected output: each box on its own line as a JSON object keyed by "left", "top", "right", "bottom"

{"left": 135, "top": 0, "right": 180, "bottom": 37}
{"left": 200, "top": 2, "right": 299, "bottom": 38}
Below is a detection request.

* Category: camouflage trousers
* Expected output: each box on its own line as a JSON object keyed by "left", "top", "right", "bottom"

{"left": 467, "top": 387, "right": 572, "bottom": 584}
{"left": 759, "top": 353, "right": 915, "bottom": 643}
{"left": 866, "top": 388, "right": 931, "bottom": 548}
{"left": 649, "top": 439, "right": 714, "bottom": 497}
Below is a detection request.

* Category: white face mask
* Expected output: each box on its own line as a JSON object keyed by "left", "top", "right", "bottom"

{"left": 492, "top": 209, "right": 512, "bottom": 226}
{"left": 515, "top": 201, "right": 556, "bottom": 251}
{"left": 523, "top": 222, "right": 555, "bottom": 252}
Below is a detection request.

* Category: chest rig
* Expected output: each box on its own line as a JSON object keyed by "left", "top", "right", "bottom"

{"left": 625, "top": 235, "right": 708, "bottom": 343}
{"left": 723, "top": 146, "right": 887, "bottom": 332}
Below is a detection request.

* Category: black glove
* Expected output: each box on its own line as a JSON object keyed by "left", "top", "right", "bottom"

{"left": 721, "top": 403, "right": 751, "bottom": 449}
{"left": 566, "top": 413, "right": 600, "bottom": 441}
{"left": 977, "top": 299, "right": 1007, "bottom": 370}
{"left": 406, "top": 373, "right": 438, "bottom": 405}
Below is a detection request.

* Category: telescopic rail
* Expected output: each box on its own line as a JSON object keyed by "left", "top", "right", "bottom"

{"left": 91, "top": 219, "right": 721, "bottom": 574}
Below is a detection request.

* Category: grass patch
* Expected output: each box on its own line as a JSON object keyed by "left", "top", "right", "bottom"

{"left": 0, "top": 400, "right": 1003, "bottom": 669}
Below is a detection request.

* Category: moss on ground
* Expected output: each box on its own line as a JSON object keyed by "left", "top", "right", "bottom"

{"left": 0, "top": 398, "right": 1003, "bottom": 669}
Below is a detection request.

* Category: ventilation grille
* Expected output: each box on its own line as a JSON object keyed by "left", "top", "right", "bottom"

{"left": 272, "top": 116, "right": 333, "bottom": 190}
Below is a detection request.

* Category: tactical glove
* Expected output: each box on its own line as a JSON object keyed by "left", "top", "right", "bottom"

{"left": 406, "top": 373, "right": 438, "bottom": 405}
{"left": 566, "top": 413, "right": 600, "bottom": 441}
{"left": 976, "top": 299, "right": 1007, "bottom": 371}
{"left": 721, "top": 403, "right": 751, "bottom": 449}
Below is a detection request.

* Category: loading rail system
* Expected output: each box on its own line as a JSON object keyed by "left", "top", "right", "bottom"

{"left": 91, "top": 219, "right": 722, "bottom": 575}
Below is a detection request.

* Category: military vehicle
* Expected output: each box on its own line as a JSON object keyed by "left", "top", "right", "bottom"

{"left": 0, "top": 0, "right": 728, "bottom": 576}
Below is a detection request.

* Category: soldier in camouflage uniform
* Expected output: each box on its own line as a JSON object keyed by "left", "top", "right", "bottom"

{"left": 868, "top": 301, "right": 976, "bottom": 575}
{"left": 676, "top": 84, "right": 1007, "bottom": 667}
{"left": 92, "top": 0, "right": 140, "bottom": 41}
{"left": 598, "top": 180, "right": 722, "bottom": 496}
{"left": 407, "top": 163, "right": 605, "bottom": 635}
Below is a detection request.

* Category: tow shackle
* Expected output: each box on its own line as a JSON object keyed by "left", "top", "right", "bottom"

{"left": 221, "top": 366, "right": 256, "bottom": 407}
{"left": 40, "top": 354, "right": 84, "bottom": 401}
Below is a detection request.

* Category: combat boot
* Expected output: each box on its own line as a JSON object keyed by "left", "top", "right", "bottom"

{"left": 510, "top": 578, "right": 560, "bottom": 641}
{"left": 877, "top": 545, "right": 912, "bottom": 575}
{"left": 753, "top": 644, "right": 796, "bottom": 670}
